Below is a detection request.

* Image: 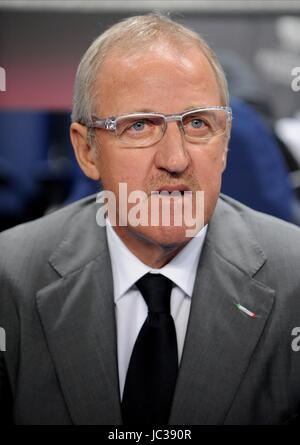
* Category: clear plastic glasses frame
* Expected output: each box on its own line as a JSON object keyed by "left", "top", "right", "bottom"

{"left": 88, "top": 106, "right": 232, "bottom": 148}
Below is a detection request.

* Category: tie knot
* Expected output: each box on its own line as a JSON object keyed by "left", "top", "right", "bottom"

{"left": 136, "top": 273, "right": 173, "bottom": 314}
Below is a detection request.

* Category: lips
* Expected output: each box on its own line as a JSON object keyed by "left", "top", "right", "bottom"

{"left": 155, "top": 184, "right": 191, "bottom": 193}
{"left": 154, "top": 185, "right": 192, "bottom": 194}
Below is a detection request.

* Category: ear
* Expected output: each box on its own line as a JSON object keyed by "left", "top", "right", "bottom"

{"left": 70, "top": 122, "right": 101, "bottom": 180}
{"left": 221, "top": 125, "right": 231, "bottom": 172}
{"left": 222, "top": 146, "right": 228, "bottom": 172}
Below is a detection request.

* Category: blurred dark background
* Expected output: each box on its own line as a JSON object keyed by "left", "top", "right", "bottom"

{"left": 0, "top": 0, "right": 300, "bottom": 231}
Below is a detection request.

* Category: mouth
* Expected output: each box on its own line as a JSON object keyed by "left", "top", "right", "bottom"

{"left": 152, "top": 185, "right": 192, "bottom": 196}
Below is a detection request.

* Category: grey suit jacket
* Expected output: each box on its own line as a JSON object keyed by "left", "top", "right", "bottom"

{"left": 1, "top": 194, "right": 300, "bottom": 425}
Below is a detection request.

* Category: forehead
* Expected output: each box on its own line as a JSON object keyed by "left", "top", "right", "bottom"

{"left": 95, "top": 42, "right": 222, "bottom": 115}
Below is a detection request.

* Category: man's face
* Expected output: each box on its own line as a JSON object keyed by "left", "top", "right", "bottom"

{"left": 92, "top": 42, "right": 228, "bottom": 250}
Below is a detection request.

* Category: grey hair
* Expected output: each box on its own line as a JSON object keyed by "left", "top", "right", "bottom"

{"left": 71, "top": 13, "right": 229, "bottom": 129}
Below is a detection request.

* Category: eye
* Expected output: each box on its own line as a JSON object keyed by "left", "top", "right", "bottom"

{"left": 190, "top": 119, "right": 205, "bottom": 129}
{"left": 183, "top": 114, "right": 211, "bottom": 134}
{"left": 131, "top": 121, "right": 147, "bottom": 131}
{"left": 117, "top": 115, "right": 163, "bottom": 138}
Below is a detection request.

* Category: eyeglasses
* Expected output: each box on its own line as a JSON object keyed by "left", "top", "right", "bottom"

{"left": 88, "top": 106, "right": 232, "bottom": 148}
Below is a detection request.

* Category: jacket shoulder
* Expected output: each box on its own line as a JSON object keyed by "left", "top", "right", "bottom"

{"left": 220, "top": 194, "right": 300, "bottom": 260}
{"left": 0, "top": 195, "right": 97, "bottom": 279}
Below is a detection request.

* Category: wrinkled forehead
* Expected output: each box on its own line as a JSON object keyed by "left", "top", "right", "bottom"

{"left": 93, "top": 43, "right": 222, "bottom": 115}
{"left": 98, "top": 39, "right": 216, "bottom": 84}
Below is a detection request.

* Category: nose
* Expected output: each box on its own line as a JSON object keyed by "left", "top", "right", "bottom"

{"left": 154, "top": 121, "right": 190, "bottom": 174}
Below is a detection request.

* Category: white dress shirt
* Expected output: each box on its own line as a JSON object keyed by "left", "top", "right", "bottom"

{"left": 106, "top": 220, "right": 208, "bottom": 399}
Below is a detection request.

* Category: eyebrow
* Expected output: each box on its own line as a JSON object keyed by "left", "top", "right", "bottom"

{"left": 122, "top": 105, "right": 210, "bottom": 115}
{"left": 128, "top": 108, "right": 157, "bottom": 114}
{"left": 183, "top": 104, "right": 208, "bottom": 111}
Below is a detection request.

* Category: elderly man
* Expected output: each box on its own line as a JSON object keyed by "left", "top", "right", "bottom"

{"left": 1, "top": 14, "right": 300, "bottom": 426}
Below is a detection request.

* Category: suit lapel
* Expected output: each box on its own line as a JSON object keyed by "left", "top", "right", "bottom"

{"left": 36, "top": 204, "right": 122, "bottom": 425}
{"left": 169, "top": 197, "right": 275, "bottom": 425}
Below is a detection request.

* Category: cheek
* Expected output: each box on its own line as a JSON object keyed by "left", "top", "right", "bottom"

{"left": 192, "top": 145, "right": 225, "bottom": 184}
{"left": 194, "top": 151, "right": 224, "bottom": 223}
{"left": 97, "top": 150, "right": 149, "bottom": 192}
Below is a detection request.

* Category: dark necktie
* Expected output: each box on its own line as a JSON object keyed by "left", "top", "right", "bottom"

{"left": 121, "top": 273, "right": 178, "bottom": 425}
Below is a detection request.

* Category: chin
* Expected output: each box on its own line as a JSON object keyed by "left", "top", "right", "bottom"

{"left": 130, "top": 224, "right": 197, "bottom": 249}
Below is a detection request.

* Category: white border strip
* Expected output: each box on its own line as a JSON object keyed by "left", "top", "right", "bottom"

{"left": 0, "top": 0, "right": 300, "bottom": 13}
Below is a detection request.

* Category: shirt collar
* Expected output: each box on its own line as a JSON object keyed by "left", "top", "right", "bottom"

{"left": 106, "top": 219, "right": 207, "bottom": 303}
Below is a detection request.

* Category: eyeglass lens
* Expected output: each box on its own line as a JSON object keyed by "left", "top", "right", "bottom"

{"left": 115, "top": 109, "right": 229, "bottom": 147}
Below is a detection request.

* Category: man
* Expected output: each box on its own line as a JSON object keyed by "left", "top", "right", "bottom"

{"left": 1, "top": 13, "right": 300, "bottom": 426}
